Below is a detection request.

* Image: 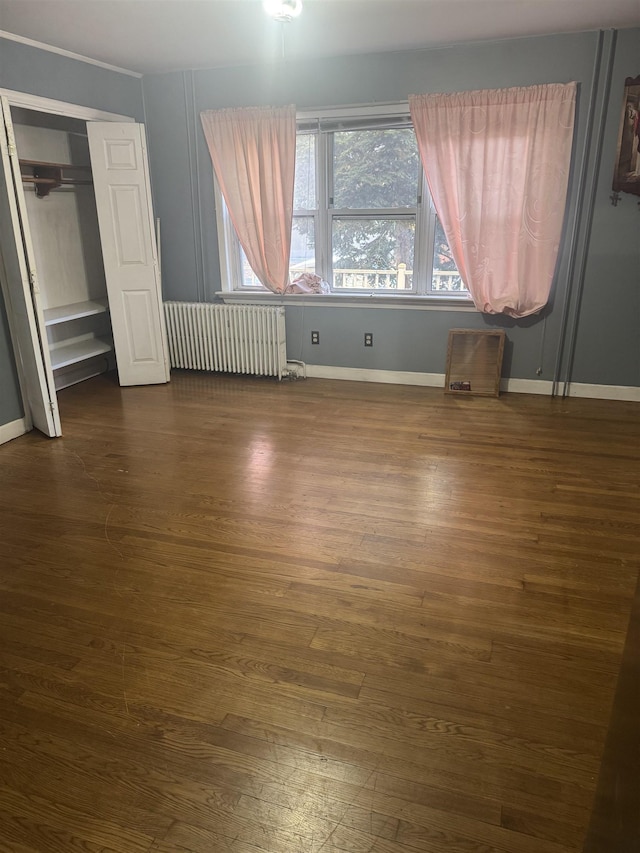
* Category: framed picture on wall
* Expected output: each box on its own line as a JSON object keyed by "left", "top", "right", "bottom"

{"left": 612, "top": 75, "right": 640, "bottom": 198}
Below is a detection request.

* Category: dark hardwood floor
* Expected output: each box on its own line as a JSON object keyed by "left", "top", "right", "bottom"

{"left": 0, "top": 371, "right": 639, "bottom": 853}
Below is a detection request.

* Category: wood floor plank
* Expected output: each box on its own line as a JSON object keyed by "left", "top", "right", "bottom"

{"left": 219, "top": 712, "right": 504, "bottom": 825}
{"left": 358, "top": 684, "right": 606, "bottom": 758}
{"left": 0, "top": 785, "right": 154, "bottom": 852}
{"left": 0, "top": 373, "right": 638, "bottom": 852}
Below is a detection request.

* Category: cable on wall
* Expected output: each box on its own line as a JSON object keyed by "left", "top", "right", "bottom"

{"left": 552, "top": 29, "right": 604, "bottom": 396}
{"left": 189, "top": 70, "right": 209, "bottom": 303}
{"left": 552, "top": 29, "right": 617, "bottom": 397}
{"left": 183, "top": 70, "right": 205, "bottom": 302}
{"left": 560, "top": 29, "right": 618, "bottom": 397}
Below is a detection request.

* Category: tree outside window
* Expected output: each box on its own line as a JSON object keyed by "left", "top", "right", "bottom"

{"left": 230, "top": 109, "right": 468, "bottom": 298}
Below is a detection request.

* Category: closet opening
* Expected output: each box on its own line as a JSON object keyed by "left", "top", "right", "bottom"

{"left": 0, "top": 90, "right": 170, "bottom": 439}
{"left": 12, "top": 107, "right": 116, "bottom": 392}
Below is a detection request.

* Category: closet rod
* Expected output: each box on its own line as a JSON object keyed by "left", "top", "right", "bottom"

{"left": 19, "top": 160, "right": 93, "bottom": 197}
{"left": 19, "top": 158, "right": 91, "bottom": 169}
{"left": 21, "top": 177, "right": 93, "bottom": 186}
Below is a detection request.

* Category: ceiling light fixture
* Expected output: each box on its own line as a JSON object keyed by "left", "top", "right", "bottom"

{"left": 263, "top": 0, "right": 303, "bottom": 23}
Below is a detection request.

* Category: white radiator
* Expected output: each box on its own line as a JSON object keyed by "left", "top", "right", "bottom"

{"left": 164, "top": 302, "right": 287, "bottom": 379}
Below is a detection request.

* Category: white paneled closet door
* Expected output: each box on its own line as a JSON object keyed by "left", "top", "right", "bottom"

{"left": 87, "top": 123, "right": 169, "bottom": 387}
{"left": 0, "top": 97, "right": 61, "bottom": 437}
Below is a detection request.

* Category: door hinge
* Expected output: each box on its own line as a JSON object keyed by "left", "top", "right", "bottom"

{"left": 49, "top": 401, "right": 56, "bottom": 413}
{"left": 29, "top": 270, "right": 40, "bottom": 293}
{"left": 5, "top": 120, "right": 17, "bottom": 156}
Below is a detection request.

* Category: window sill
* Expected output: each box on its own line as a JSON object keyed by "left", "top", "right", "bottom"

{"left": 215, "top": 291, "right": 476, "bottom": 311}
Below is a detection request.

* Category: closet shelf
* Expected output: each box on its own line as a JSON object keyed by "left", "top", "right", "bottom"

{"left": 44, "top": 299, "right": 109, "bottom": 327}
{"left": 50, "top": 338, "right": 112, "bottom": 371}
{"left": 19, "top": 159, "right": 92, "bottom": 198}
{"left": 19, "top": 159, "right": 91, "bottom": 170}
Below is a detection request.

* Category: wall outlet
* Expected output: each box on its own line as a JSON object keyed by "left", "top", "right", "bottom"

{"left": 364, "top": 332, "right": 373, "bottom": 347}
{"left": 311, "top": 331, "right": 320, "bottom": 344}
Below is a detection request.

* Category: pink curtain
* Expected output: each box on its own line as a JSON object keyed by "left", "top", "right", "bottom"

{"left": 201, "top": 105, "right": 296, "bottom": 294}
{"left": 410, "top": 83, "right": 576, "bottom": 317}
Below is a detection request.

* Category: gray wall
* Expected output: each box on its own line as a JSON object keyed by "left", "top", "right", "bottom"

{"left": 1, "top": 26, "right": 636, "bottom": 430}
{"left": 144, "top": 28, "right": 640, "bottom": 389}
{"left": 570, "top": 28, "right": 640, "bottom": 387}
{"left": 0, "top": 286, "right": 23, "bottom": 424}
{"left": 0, "top": 36, "right": 144, "bottom": 428}
{"left": 0, "top": 38, "right": 143, "bottom": 118}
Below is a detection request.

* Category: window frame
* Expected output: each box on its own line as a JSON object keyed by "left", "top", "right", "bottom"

{"left": 215, "top": 103, "right": 472, "bottom": 303}
{"left": 324, "top": 121, "right": 420, "bottom": 295}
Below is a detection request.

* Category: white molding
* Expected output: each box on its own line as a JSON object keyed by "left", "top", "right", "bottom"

{"left": 0, "top": 30, "right": 141, "bottom": 78}
{"left": 215, "top": 291, "right": 476, "bottom": 312}
{"left": 501, "top": 378, "right": 553, "bottom": 395}
{"left": 305, "top": 365, "right": 558, "bottom": 395}
{"left": 306, "top": 365, "right": 445, "bottom": 386}
{"left": 0, "top": 88, "right": 135, "bottom": 122}
{"left": 0, "top": 416, "right": 28, "bottom": 445}
{"left": 567, "top": 382, "right": 640, "bottom": 402}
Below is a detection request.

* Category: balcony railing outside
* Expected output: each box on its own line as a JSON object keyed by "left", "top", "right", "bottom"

{"left": 431, "top": 271, "right": 466, "bottom": 292}
{"left": 333, "top": 267, "right": 465, "bottom": 292}
{"left": 242, "top": 261, "right": 466, "bottom": 294}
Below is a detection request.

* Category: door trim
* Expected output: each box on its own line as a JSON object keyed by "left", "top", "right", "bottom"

{"left": 0, "top": 416, "right": 29, "bottom": 446}
{"left": 0, "top": 88, "right": 135, "bottom": 123}
{"left": 0, "top": 97, "right": 59, "bottom": 435}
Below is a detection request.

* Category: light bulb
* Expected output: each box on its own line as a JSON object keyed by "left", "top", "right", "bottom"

{"left": 263, "top": 0, "right": 303, "bottom": 23}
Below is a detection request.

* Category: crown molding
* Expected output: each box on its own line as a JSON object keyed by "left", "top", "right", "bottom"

{"left": 0, "top": 30, "right": 141, "bottom": 78}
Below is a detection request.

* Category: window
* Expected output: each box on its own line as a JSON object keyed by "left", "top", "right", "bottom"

{"left": 329, "top": 126, "right": 417, "bottom": 292}
{"left": 220, "top": 106, "right": 469, "bottom": 299}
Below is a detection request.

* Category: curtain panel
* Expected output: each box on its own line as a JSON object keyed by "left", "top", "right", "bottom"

{"left": 410, "top": 83, "right": 577, "bottom": 317}
{"left": 201, "top": 105, "right": 296, "bottom": 294}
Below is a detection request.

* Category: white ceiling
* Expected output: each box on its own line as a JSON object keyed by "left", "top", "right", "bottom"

{"left": 0, "top": 0, "right": 639, "bottom": 75}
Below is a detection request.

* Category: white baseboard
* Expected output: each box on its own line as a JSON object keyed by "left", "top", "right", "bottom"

{"left": 305, "top": 365, "right": 446, "bottom": 386}
{"left": 304, "top": 365, "right": 555, "bottom": 395}
{"left": 568, "top": 383, "right": 640, "bottom": 402}
{"left": 501, "top": 378, "right": 553, "bottom": 395}
{"left": 300, "top": 366, "right": 640, "bottom": 401}
{"left": 0, "top": 416, "right": 28, "bottom": 445}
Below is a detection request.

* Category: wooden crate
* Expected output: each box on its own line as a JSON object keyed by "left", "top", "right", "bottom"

{"left": 445, "top": 328, "right": 506, "bottom": 397}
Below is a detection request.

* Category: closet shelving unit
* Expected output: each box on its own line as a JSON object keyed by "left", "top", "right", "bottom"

{"left": 44, "top": 298, "right": 111, "bottom": 372}
{"left": 19, "top": 151, "right": 114, "bottom": 387}
{"left": 2, "top": 98, "right": 170, "bottom": 438}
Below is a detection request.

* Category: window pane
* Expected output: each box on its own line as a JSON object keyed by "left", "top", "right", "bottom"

{"left": 332, "top": 218, "right": 414, "bottom": 290}
{"left": 333, "top": 129, "right": 419, "bottom": 209}
{"left": 431, "top": 217, "right": 467, "bottom": 293}
{"left": 240, "top": 247, "right": 261, "bottom": 287}
{"left": 290, "top": 216, "right": 316, "bottom": 279}
{"left": 239, "top": 217, "right": 316, "bottom": 288}
{"left": 294, "top": 134, "right": 316, "bottom": 210}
